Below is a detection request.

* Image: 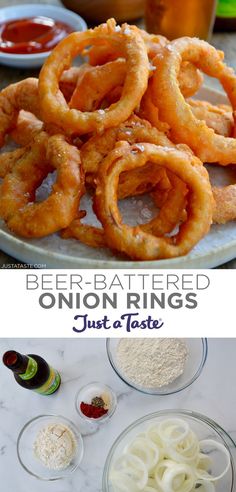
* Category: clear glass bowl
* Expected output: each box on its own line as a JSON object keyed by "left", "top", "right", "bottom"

{"left": 103, "top": 409, "right": 236, "bottom": 492}
{"left": 17, "top": 414, "right": 84, "bottom": 481}
{"left": 106, "top": 338, "right": 208, "bottom": 395}
{"left": 75, "top": 382, "right": 117, "bottom": 423}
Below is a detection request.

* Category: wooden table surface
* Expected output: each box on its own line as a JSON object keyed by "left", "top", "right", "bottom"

{"left": 0, "top": 0, "right": 236, "bottom": 268}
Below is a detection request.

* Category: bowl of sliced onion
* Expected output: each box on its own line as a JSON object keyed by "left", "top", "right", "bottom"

{"left": 103, "top": 409, "right": 236, "bottom": 492}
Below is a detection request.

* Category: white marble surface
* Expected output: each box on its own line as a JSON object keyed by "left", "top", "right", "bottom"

{"left": 0, "top": 338, "right": 236, "bottom": 491}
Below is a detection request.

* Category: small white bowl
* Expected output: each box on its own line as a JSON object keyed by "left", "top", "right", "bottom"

{"left": 0, "top": 4, "right": 87, "bottom": 69}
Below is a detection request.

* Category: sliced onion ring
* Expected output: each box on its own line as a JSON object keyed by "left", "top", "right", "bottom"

{"left": 196, "top": 439, "right": 231, "bottom": 482}
{"left": 125, "top": 436, "right": 160, "bottom": 471}
{"left": 195, "top": 480, "right": 216, "bottom": 491}
{"left": 113, "top": 453, "right": 148, "bottom": 490}
{"left": 158, "top": 418, "right": 190, "bottom": 445}
{"left": 109, "top": 470, "right": 140, "bottom": 492}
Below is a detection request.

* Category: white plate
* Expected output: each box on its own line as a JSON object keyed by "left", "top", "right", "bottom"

{"left": 0, "top": 4, "right": 87, "bottom": 68}
{"left": 0, "top": 86, "right": 236, "bottom": 269}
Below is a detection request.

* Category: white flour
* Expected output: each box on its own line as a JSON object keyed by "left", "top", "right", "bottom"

{"left": 116, "top": 339, "right": 188, "bottom": 388}
{"left": 34, "top": 423, "right": 77, "bottom": 470}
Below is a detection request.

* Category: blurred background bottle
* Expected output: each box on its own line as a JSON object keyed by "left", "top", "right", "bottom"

{"left": 145, "top": 0, "right": 217, "bottom": 40}
{"left": 214, "top": 0, "right": 236, "bottom": 31}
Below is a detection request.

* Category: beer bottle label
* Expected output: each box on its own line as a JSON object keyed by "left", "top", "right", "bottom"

{"left": 35, "top": 367, "right": 61, "bottom": 395}
{"left": 19, "top": 356, "right": 38, "bottom": 380}
{"left": 217, "top": 0, "right": 236, "bottom": 17}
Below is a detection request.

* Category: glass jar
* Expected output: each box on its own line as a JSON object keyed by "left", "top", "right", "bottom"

{"left": 145, "top": 0, "right": 217, "bottom": 40}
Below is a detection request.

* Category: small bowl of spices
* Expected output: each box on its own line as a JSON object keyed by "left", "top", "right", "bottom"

{"left": 75, "top": 382, "right": 117, "bottom": 423}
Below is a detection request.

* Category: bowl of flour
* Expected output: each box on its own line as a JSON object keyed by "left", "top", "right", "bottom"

{"left": 106, "top": 338, "right": 208, "bottom": 395}
{"left": 17, "top": 415, "right": 84, "bottom": 480}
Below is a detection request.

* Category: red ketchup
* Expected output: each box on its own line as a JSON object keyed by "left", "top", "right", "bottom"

{"left": 0, "top": 16, "right": 73, "bottom": 54}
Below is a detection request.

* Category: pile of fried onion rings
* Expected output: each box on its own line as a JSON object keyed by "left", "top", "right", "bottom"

{"left": 0, "top": 18, "right": 235, "bottom": 260}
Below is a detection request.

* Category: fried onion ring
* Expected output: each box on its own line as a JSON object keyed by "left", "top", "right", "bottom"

{"left": 10, "top": 110, "right": 43, "bottom": 146}
{"left": 85, "top": 28, "right": 167, "bottom": 65}
{"left": 188, "top": 99, "right": 233, "bottom": 137}
{"left": 94, "top": 142, "right": 213, "bottom": 260}
{"left": 39, "top": 19, "right": 149, "bottom": 135}
{"left": 143, "top": 174, "right": 188, "bottom": 236}
{"left": 69, "top": 59, "right": 126, "bottom": 111}
{"left": 59, "top": 66, "right": 83, "bottom": 101}
{"left": 61, "top": 212, "right": 106, "bottom": 249}
{"left": 0, "top": 133, "right": 84, "bottom": 238}
{"left": 86, "top": 28, "right": 203, "bottom": 99}
{"left": 138, "top": 82, "right": 170, "bottom": 134}
{"left": 0, "top": 78, "right": 40, "bottom": 147}
{"left": 213, "top": 185, "right": 236, "bottom": 224}
{"left": 178, "top": 61, "right": 203, "bottom": 99}
{"left": 62, "top": 168, "right": 186, "bottom": 248}
{"left": 62, "top": 163, "right": 169, "bottom": 249}
{"left": 0, "top": 147, "right": 26, "bottom": 178}
{"left": 138, "top": 67, "right": 204, "bottom": 135}
{"left": 151, "top": 37, "right": 236, "bottom": 165}
{"left": 81, "top": 115, "right": 173, "bottom": 175}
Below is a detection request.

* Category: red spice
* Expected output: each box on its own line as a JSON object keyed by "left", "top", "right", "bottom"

{"left": 80, "top": 401, "right": 109, "bottom": 419}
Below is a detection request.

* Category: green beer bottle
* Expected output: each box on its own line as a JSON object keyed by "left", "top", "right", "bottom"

{"left": 215, "top": 0, "right": 236, "bottom": 31}
{"left": 3, "top": 350, "right": 61, "bottom": 395}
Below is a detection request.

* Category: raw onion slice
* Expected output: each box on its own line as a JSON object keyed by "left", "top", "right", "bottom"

{"left": 166, "top": 431, "right": 199, "bottom": 465}
{"left": 109, "top": 470, "right": 140, "bottom": 492}
{"left": 161, "top": 463, "right": 195, "bottom": 492}
{"left": 154, "top": 459, "right": 194, "bottom": 491}
{"left": 197, "top": 453, "right": 213, "bottom": 472}
{"left": 112, "top": 454, "right": 148, "bottom": 490}
{"left": 196, "top": 439, "right": 231, "bottom": 482}
{"left": 158, "top": 419, "right": 190, "bottom": 445}
{"left": 125, "top": 436, "right": 160, "bottom": 471}
{"left": 195, "top": 480, "right": 216, "bottom": 491}
{"left": 147, "top": 424, "right": 165, "bottom": 450}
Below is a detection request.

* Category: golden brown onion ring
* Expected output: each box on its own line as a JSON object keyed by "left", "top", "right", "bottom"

{"left": 151, "top": 37, "right": 236, "bottom": 165}
{"left": 69, "top": 59, "right": 126, "bottom": 111}
{"left": 10, "top": 110, "right": 43, "bottom": 146}
{"left": 85, "top": 28, "right": 167, "bottom": 65}
{"left": 188, "top": 99, "right": 233, "bottom": 138}
{"left": 0, "top": 133, "right": 84, "bottom": 238}
{"left": 61, "top": 213, "right": 106, "bottom": 249}
{"left": 0, "top": 78, "right": 40, "bottom": 147}
{"left": 213, "top": 185, "right": 236, "bottom": 224}
{"left": 62, "top": 168, "right": 186, "bottom": 248}
{"left": 81, "top": 115, "right": 173, "bottom": 175}
{"left": 0, "top": 147, "right": 26, "bottom": 179}
{"left": 39, "top": 19, "right": 149, "bottom": 136}
{"left": 59, "top": 66, "right": 84, "bottom": 101}
{"left": 94, "top": 141, "right": 213, "bottom": 260}
{"left": 142, "top": 174, "right": 188, "bottom": 236}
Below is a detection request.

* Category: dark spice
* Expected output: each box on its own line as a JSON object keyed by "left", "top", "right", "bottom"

{"left": 91, "top": 396, "right": 105, "bottom": 408}
{"left": 80, "top": 401, "right": 108, "bottom": 419}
